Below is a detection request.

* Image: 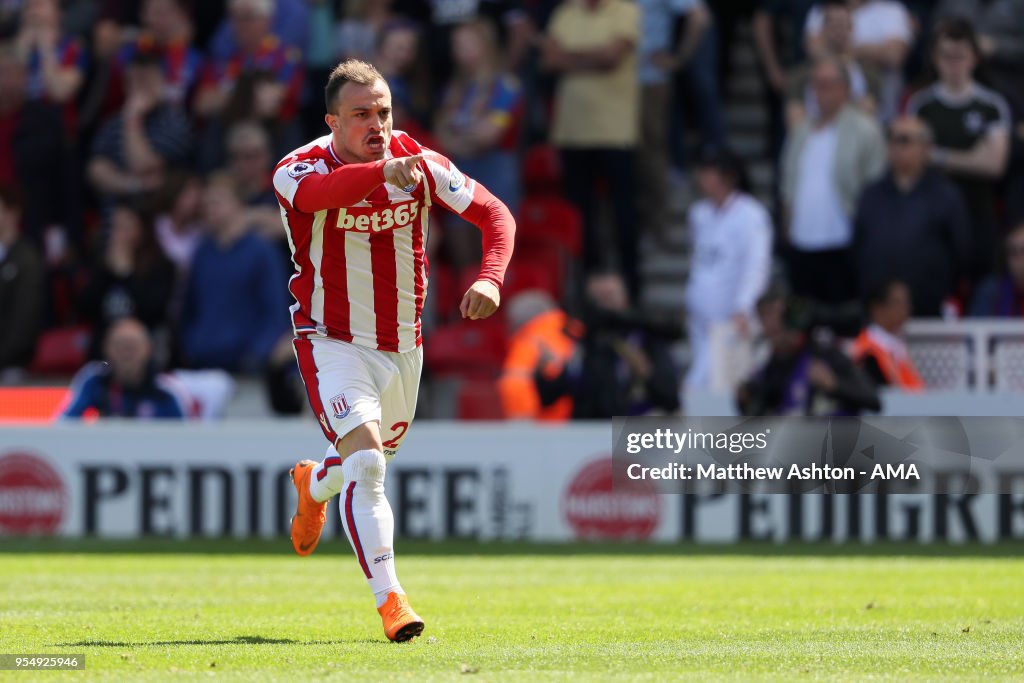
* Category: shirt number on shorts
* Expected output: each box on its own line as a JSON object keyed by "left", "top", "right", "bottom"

{"left": 382, "top": 421, "right": 409, "bottom": 449}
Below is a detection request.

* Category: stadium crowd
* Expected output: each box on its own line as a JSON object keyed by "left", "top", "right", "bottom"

{"left": 0, "top": 0, "right": 1022, "bottom": 420}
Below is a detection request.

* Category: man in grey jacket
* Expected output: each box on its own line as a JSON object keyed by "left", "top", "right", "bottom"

{"left": 781, "top": 56, "right": 886, "bottom": 304}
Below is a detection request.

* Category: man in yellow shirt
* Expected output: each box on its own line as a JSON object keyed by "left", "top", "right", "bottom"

{"left": 542, "top": 0, "right": 642, "bottom": 298}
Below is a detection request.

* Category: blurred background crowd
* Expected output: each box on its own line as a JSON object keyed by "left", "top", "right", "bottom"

{"left": 1, "top": 0, "right": 1023, "bottom": 422}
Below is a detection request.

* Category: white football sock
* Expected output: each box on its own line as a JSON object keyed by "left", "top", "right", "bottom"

{"left": 338, "top": 449, "right": 402, "bottom": 605}
{"left": 308, "top": 443, "right": 344, "bottom": 502}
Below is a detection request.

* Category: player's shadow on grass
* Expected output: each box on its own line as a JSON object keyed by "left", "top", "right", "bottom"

{"left": 57, "top": 635, "right": 371, "bottom": 647}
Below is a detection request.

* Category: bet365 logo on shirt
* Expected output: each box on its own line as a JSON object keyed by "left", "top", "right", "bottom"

{"left": 335, "top": 202, "right": 420, "bottom": 232}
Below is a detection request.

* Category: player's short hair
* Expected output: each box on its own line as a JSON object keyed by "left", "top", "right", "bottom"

{"left": 932, "top": 16, "right": 981, "bottom": 58}
{"left": 324, "top": 59, "right": 384, "bottom": 113}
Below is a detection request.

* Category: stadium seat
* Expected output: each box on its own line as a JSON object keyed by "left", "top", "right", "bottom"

{"left": 522, "top": 144, "right": 563, "bottom": 194}
{"left": 424, "top": 316, "right": 508, "bottom": 380}
{"left": 428, "top": 262, "right": 461, "bottom": 321}
{"left": 29, "top": 325, "right": 91, "bottom": 375}
{"left": 517, "top": 195, "right": 582, "bottom": 257}
{"left": 456, "top": 379, "right": 506, "bottom": 420}
{"left": 503, "top": 252, "right": 564, "bottom": 301}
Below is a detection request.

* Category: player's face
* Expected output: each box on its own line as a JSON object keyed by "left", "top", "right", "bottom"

{"left": 327, "top": 79, "right": 393, "bottom": 163}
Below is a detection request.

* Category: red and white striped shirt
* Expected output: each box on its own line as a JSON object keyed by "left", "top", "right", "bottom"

{"left": 273, "top": 130, "right": 514, "bottom": 353}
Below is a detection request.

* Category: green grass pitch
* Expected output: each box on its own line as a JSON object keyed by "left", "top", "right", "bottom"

{"left": 1, "top": 540, "right": 1022, "bottom": 681}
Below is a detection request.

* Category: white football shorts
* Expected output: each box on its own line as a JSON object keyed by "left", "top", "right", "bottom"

{"left": 292, "top": 335, "right": 422, "bottom": 459}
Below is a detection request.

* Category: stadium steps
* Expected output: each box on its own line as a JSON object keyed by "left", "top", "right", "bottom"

{"left": 639, "top": 18, "right": 773, "bottom": 320}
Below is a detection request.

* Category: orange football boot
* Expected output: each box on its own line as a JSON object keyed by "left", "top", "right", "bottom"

{"left": 377, "top": 592, "right": 425, "bottom": 642}
{"left": 289, "top": 459, "right": 327, "bottom": 556}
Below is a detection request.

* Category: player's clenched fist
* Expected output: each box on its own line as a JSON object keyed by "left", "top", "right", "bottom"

{"left": 460, "top": 280, "right": 501, "bottom": 320}
{"left": 384, "top": 154, "right": 424, "bottom": 190}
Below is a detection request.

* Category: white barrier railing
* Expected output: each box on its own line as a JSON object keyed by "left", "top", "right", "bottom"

{"left": 905, "top": 319, "right": 1024, "bottom": 392}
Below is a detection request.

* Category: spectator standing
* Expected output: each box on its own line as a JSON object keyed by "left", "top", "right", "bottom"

{"left": 87, "top": 50, "right": 192, "bottom": 205}
{"left": 0, "top": 185, "right": 44, "bottom": 380}
{"left": 542, "top": 0, "right": 642, "bottom": 298}
{"left": 637, "top": 0, "right": 714, "bottom": 241}
{"left": 969, "top": 223, "right": 1024, "bottom": 317}
{"left": 336, "top": 0, "right": 398, "bottom": 62}
{"left": 852, "top": 116, "right": 972, "bottom": 317}
{"left": 753, "top": 0, "right": 818, "bottom": 156}
{"left": 226, "top": 119, "right": 277, "bottom": 208}
{"left": 374, "top": 19, "right": 434, "bottom": 141}
{"left": 435, "top": 18, "right": 523, "bottom": 216}
{"left": 661, "top": 1, "right": 724, "bottom": 166}
{"left": 14, "top": 0, "right": 86, "bottom": 110}
{"left": 224, "top": 119, "right": 295, "bottom": 276}
{"left": 786, "top": 0, "right": 881, "bottom": 127}
{"left": 0, "top": 42, "right": 73, "bottom": 243}
{"left": 208, "top": 0, "right": 310, "bottom": 61}
{"left": 781, "top": 57, "right": 886, "bottom": 304}
{"left": 152, "top": 171, "right": 203, "bottom": 275}
{"left": 850, "top": 279, "right": 925, "bottom": 390}
{"left": 933, "top": 0, "right": 1024, "bottom": 114}
{"left": 79, "top": 202, "right": 176, "bottom": 359}
{"left": 178, "top": 173, "right": 289, "bottom": 373}
{"left": 906, "top": 17, "right": 1011, "bottom": 279}
{"left": 63, "top": 317, "right": 189, "bottom": 419}
{"left": 423, "top": 0, "right": 534, "bottom": 77}
{"left": 193, "top": 0, "right": 304, "bottom": 158}
{"left": 805, "top": 0, "right": 913, "bottom": 122}
{"left": 113, "top": 0, "right": 203, "bottom": 107}
{"left": 683, "top": 150, "right": 773, "bottom": 390}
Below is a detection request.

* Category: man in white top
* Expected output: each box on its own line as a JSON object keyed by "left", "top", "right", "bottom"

{"left": 781, "top": 56, "right": 886, "bottom": 304}
{"left": 684, "top": 150, "right": 773, "bottom": 391}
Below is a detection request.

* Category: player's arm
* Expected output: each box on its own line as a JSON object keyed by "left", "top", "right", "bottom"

{"left": 459, "top": 183, "right": 515, "bottom": 319}
{"left": 421, "top": 152, "right": 515, "bottom": 320}
{"left": 276, "top": 155, "right": 425, "bottom": 213}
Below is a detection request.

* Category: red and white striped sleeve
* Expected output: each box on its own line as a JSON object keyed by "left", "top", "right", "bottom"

{"left": 421, "top": 148, "right": 516, "bottom": 288}
{"left": 273, "top": 156, "right": 389, "bottom": 213}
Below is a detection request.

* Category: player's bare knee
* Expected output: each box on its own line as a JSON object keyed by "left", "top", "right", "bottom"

{"left": 336, "top": 421, "right": 384, "bottom": 459}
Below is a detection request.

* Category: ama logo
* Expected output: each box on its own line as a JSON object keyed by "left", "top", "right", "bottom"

{"left": 0, "top": 453, "right": 67, "bottom": 535}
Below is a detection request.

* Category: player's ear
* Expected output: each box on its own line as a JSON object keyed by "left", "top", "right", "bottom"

{"left": 325, "top": 113, "right": 338, "bottom": 131}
